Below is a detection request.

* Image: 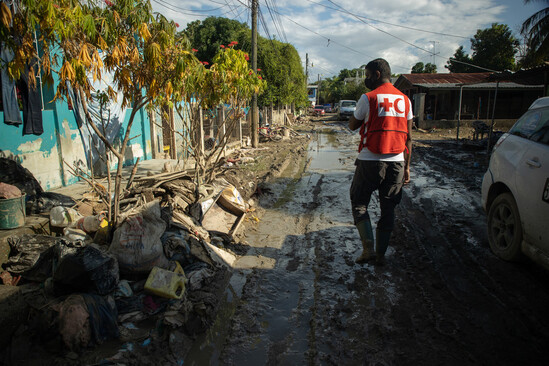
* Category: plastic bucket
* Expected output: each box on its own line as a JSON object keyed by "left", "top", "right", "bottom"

{"left": 0, "top": 194, "right": 26, "bottom": 229}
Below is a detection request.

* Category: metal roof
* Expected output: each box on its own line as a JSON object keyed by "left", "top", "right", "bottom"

{"left": 412, "top": 82, "right": 543, "bottom": 89}
{"left": 489, "top": 64, "right": 549, "bottom": 86}
{"left": 395, "top": 72, "right": 543, "bottom": 90}
{"left": 402, "top": 72, "right": 492, "bottom": 85}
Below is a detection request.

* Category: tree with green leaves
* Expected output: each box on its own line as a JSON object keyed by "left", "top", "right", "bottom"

{"left": 183, "top": 17, "right": 248, "bottom": 66}
{"left": 424, "top": 63, "right": 437, "bottom": 73}
{"left": 470, "top": 23, "right": 519, "bottom": 71}
{"left": 445, "top": 46, "right": 475, "bottom": 72}
{"left": 446, "top": 23, "right": 518, "bottom": 73}
{"left": 256, "top": 39, "right": 307, "bottom": 107}
{"left": 520, "top": 0, "right": 549, "bottom": 66}
{"left": 411, "top": 62, "right": 437, "bottom": 73}
{"left": 183, "top": 16, "right": 307, "bottom": 109}
{"left": 169, "top": 43, "right": 265, "bottom": 183}
{"left": 411, "top": 62, "right": 424, "bottom": 73}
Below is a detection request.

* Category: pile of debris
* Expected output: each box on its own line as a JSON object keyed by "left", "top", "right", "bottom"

{"left": 1, "top": 168, "right": 253, "bottom": 364}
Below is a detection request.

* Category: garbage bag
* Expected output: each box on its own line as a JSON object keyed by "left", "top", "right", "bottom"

{"left": 82, "top": 293, "right": 119, "bottom": 344}
{"left": 185, "top": 262, "right": 215, "bottom": 291}
{"left": 0, "top": 158, "right": 43, "bottom": 197}
{"left": 109, "top": 200, "right": 169, "bottom": 274}
{"left": 3, "top": 234, "right": 59, "bottom": 282}
{"left": 0, "top": 157, "right": 75, "bottom": 213}
{"left": 53, "top": 243, "right": 119, "bottom": 296}
{"left": 28, "top": 191, "right": 76, "bottom": 214}
{"left": 56, "top": 294, "right": 91, "bottom": 352}
{"left": 56, "top": 293, "right": 119, "bottom": 351}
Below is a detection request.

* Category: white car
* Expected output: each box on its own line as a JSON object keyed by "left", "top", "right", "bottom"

{"left": 481, "top": 97, "right": 549, "bottom": 268}
{"left": 337, "top": 100, "right": 357, "bottom": 120}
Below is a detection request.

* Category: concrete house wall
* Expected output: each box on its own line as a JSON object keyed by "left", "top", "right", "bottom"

{"left": 0, "top": 68, "right": 153, "bottom": 191}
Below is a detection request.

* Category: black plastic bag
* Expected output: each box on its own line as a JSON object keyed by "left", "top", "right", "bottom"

{"left": 3, "top": 234, "right": 59, "bottom": 282}
{"left": 82, "top": 293, "right": 119, "bottom": 344}
{"left": 53, "top": 244, "right": 119, "bottom": 296}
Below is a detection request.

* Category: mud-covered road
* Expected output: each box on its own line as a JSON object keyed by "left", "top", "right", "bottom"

{"left": 184, "top": 122, "right": 549, "bottom": 365}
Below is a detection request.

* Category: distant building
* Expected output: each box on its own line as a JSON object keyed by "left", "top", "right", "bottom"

{"left": 394, "top": 73, "right": 544, "bottom": 129}
{"left": 307, "top": 85, "right": 318, "bottom": 106}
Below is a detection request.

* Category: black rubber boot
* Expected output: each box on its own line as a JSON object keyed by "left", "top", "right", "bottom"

{"left": 375, "top": 229, "right": 392, "bottom": 265}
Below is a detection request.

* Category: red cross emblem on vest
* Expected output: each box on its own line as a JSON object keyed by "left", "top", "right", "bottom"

{"left": 377, "top": 94, "right": 405, "bottom": 117}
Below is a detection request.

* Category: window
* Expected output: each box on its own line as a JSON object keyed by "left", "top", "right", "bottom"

{"left": 510, "top": 107, "right": 549, "bottom": 146}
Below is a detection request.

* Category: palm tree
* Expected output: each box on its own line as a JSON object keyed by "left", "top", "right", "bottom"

{"left": 521, "top": 0, "right": 549, "bottom": 66}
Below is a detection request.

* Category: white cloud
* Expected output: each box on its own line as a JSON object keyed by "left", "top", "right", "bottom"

{"left": 151, "top": 0, "right": 514, "bottom": 77}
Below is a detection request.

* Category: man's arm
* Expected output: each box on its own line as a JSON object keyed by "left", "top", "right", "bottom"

{"left": 403, "top": 118, "right": 413, "bottom": 184}
{"left": 348, "top": 115, "right": 363, "bottom": 131}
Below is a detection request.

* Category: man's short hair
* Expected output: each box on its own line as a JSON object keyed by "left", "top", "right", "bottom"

{"left": 365, "top": 58, "right": 391, "bottom": 80}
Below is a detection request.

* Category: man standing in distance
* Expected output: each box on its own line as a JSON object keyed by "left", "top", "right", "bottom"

{"left": 348, "top": 58, "right": 413, "bottom": 265}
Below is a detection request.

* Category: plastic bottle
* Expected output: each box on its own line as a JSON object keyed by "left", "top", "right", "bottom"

{"left": 49, "top": 206, "right": 81, "bottom": 227}
{"left": 75, "top": 213, "right": 107, "bottom": 234}
{"left": 62, "top": 227, "right": 89, "bottom": 241}
{"left": 144, "top": 264, "right": 187, "bottom": 299}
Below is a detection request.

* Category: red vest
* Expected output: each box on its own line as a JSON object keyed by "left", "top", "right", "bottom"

{"left": 359, "top": 83, "right": 410, "bottom": 154}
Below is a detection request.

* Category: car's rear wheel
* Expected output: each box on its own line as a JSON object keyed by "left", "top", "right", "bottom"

{"left": 487, "top": 192, "right": 523, "bottom": 261}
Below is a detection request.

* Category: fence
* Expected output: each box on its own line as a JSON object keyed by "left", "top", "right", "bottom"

{"left": 156, "top": 103, "right": 298, "bottom": 165}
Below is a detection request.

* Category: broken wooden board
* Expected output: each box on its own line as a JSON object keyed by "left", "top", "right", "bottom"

{"left": 201, "top": 202, "right": 245, "bottom": 239}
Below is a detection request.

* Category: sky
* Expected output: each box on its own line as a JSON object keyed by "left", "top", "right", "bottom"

{"left": 149, "top": 0, "right": 546, "bottom": 81}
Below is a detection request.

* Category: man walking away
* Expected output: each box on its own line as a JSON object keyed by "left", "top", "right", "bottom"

{"left": 348, "top": 58, "right": 413, "bottom": 265}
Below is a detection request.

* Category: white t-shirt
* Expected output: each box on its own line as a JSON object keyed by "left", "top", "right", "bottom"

{"left": 354, "top": 93, "right": 413, "bottom": 161}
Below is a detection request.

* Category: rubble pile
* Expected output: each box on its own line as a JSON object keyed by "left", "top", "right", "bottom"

{"left": 0, "top": 169, "right": 248, "bottom": 364}
{"left": 0, "top": 124, "right": 312, "bottom": 364}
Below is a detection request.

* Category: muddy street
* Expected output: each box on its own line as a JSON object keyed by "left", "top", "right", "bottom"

{"left": 184, "top": 122, "right": 549, "bottom": 366}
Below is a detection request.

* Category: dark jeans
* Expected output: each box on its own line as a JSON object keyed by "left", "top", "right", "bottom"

{"left": 1, "top": 43, "right": 22, "bottom": 126}
{"left": 350, "top": 160, "right": 405, "bottom": 232}
{"left": 18, "top": 63, "right": 43, "bottom": 135}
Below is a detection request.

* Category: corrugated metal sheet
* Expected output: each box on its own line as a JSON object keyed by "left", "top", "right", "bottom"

{"left": 403, "top": 72, "right": 492, "bottom": 85}
{"left": 413, "top": 82, "right": 543, "bottom": 89}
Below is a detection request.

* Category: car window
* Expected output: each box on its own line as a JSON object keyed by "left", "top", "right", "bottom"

{"left": 341, "top": 101, "right": 356, "bottom": 107}
{"left": 509, "top": 107, "right": 549, "bottom": 145}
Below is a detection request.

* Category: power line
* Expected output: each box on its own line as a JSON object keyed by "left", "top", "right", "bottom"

{"left": 229, "top": 0, "right": 247, "bottom": 22}
{"left": 311, "top": 63, "right": 337, "bottom": 75}
{"left": 265, "top": 5, "right": 410, "bottom": 71}
{"left": 307, "top": 0, "right": 468, "bottom": 40}
{"left": 151, "top": 0, "right": 237, "bottom": 18}
{"left": 222, "top": 0, "right": 242, "bottom": 20}
{"left": 269, "top": 0, "right": 287, "bottom": 43}
{"left": 438, "top": 55, "right": 500, "bottom": 72}
{"left": 325, "top": 0, "right": 434, "bottom": 56}
{"left": 264, "top": 0, "right": 287, "bottom": 43}
{"left": 151, "top": 0, "right": 229, "bottom": 15}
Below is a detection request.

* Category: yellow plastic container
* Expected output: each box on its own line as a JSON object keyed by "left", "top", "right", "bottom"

{"left": 144, "top": 265, "right": 186, "bottom": 299}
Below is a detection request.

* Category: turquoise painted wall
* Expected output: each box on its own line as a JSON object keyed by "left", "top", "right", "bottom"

{"left": 0, "top": 83, "right": 152, "bottom": 190}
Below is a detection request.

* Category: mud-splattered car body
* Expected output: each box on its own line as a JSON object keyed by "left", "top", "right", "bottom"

{"left": 482, "top": 97, "right": 549, "bottom": 269}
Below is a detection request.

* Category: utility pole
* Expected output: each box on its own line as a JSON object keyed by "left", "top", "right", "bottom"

{"left": 429, "top": 41, "right": 439, "bottom": 65}
{"left": 305, "top": 53, "right": 309, "bottom": 85}
{"left": 317, "top": 74, "right": 321, "bottom": 105}
{"left": 251, "top": 0, "right": 259, "bottom": 148}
